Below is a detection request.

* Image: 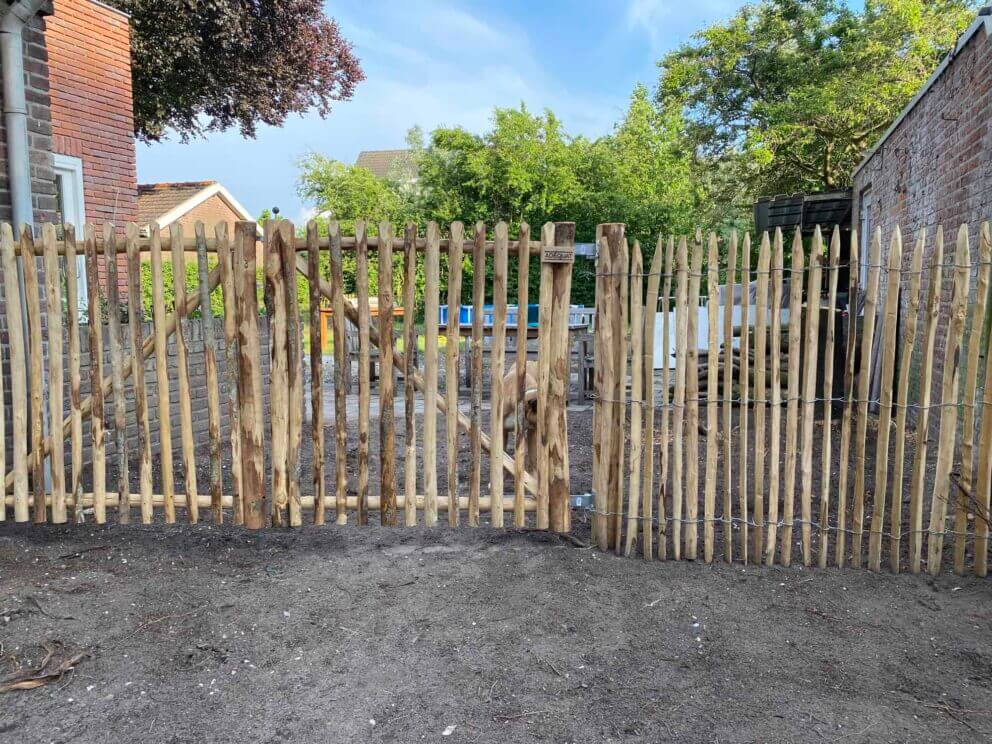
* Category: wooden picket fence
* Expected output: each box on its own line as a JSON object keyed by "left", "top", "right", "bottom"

{"left": 594, "top": 221, "right": 992, "bottom": 576}
{"left": 0, "top": 219, "right": 575, "bottom": 532}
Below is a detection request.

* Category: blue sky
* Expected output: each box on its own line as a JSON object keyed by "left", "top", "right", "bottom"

{"left": 134, "top": 1, "right": 774, "bottom": 222}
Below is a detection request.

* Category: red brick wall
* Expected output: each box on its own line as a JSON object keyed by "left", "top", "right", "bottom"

{"left": 46, "top": 0, "right": 137, "bottom": 294}
{"left": 852, "top": 20, "right": 992, "bottom": 403}
{"left": 177, "top": 193, "right": 243, "bottom": 236}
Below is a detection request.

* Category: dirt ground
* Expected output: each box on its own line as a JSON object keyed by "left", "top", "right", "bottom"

{"left": 2, "top": 520, "right": 992, "bottom": 743}
{"left": 4, "top": 368, "right": 986, "bottom": 742}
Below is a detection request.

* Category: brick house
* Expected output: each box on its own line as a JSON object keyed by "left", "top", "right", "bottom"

{"left": 852, "top": 8, "right": 991, "bottom": 399}
{"left": 1, "top": 0, "right": 138, "bottom": 459}
{"left": 0, "top": 0, "right": 138, "bottom": 284}
{"left": 1, "top": 0, "right": 265, "bottom": 488}
{"left": 47, "top": 0, "right": 138, "bottom": 236}
{"left": 137, "top": 180, "right": 255, "bottom": 259}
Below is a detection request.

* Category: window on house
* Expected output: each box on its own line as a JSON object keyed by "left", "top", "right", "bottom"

{"left": 53, "top": 154, "right": 88, "bottom": 314}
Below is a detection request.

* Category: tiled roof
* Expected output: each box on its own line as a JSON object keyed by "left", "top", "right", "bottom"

{"left": 354, "top": 149, "right": 417, "bottom": 180}
{"left": 137, "top": 181, "right": 216, "bottom": 225}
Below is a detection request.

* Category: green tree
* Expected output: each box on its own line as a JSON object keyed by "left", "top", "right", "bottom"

{"left": 416, "top": 105, "right": 582, "bottom": 228}
{"left": 414, "top": 96, "right": 695, "bottom": 244}
{"left": 295, "top": 155, "right": 417, "bottom": 301}
{"left": 414, "top": 127, "right": 487, "bottom": 224}
{"left": 296, "top": 155, "right": 419, "bottom": 229}
{"left": 295, "top": 93, "right": 698, "bottom": 308}
{"left": 411, "top": 97, "right": 696, "bottom": 304}
{"left": 111, "top": 0, "right": 364, "bottom": 142}
{"left": 657, "top": 0, "right": 979, "bottom": 216}
{"left": 570, "top": 84, "right": 696, "bottom": 243}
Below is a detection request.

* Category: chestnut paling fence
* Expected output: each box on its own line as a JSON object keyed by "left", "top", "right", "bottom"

{"left": 3, "top": 215, "right": 992, "bottom": 579}
{"left": 0, "top": 219, "right": 576, "bottom": 532}
{"left": 593, "top": 221, "right": 992, "bottom": 576}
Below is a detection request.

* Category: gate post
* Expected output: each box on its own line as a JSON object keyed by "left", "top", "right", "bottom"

{"left": 540, "top": 222, "right": 575, "bottom": 533}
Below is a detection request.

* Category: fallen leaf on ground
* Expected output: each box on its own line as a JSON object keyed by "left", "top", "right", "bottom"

{"left": 0, "top": 643, "right": 90, "bottom": 693}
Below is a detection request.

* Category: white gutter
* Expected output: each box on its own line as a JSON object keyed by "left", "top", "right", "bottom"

{"left": 1, "top": 0, "right": 46, "bottom": 229}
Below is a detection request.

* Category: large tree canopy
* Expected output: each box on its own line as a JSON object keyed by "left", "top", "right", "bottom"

{"left": 415, "top": 106, "right": 583, "bottom": 229}
{"left": 657, "top": 0, "right": 978, "bottom": 210}
{"left": 111, "top": 0, "right": 364, "bottom": 142}
{"left": 570, "top": 84, "right": 696, "bottom": 240}
{"left": 298, "top": 93, "right": 697, "bottom": 244}
{"left": 296, "top": 155, "right": 417, "bottom": 228}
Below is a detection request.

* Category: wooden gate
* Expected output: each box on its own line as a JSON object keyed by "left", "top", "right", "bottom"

{"left": 259, "top": 219, "right": 575, "bottom": 531}
{"left": 0, "top": 218, "right": 575, "bottom": 532}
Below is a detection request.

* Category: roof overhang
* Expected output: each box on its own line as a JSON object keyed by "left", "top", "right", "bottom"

{"left": 853, "top": 13, "right": 992, "bottom": 177}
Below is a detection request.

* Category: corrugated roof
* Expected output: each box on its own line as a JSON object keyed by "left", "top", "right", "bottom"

{"left": 354, "top": 149, "right": 417, "bottom": 180}
{"left": 137, "top": 181, "right": 216, "bottom": 225}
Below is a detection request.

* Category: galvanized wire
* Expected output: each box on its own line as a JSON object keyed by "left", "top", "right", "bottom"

{"left": 594, "top": 259, "right": 992, "bottom": 279}
{"left": 588, "top": 392, "right": 990, "bottom": 412}
{"left": 582, "top": 509, "right": 974, "bottom": 541}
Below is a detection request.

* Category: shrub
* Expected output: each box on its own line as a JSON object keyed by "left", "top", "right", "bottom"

{"left": 139, "top": 258, "right": 226, "bottom": 321}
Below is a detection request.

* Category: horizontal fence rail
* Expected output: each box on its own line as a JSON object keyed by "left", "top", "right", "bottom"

{"left": 594, "top": 221, "right": 992, "bottom": 577}
{"left": 0, "top": 218, "right": 573, "bottom": 535}
{"left": 7, "top": 232, "right": 546, "bottom": 256}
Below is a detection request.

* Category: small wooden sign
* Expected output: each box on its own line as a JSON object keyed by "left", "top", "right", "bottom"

{"left": 542, "top": 244, "right": 575, "bottom": 264}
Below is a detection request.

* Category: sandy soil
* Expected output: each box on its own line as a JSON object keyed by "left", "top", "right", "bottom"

{"left": 2, "top": 521, "right": 991, "bottom": 743}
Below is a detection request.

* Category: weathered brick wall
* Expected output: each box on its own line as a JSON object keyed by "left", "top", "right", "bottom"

{"left": 852, "top": 20, "right": 992, "bottom": 402}
{"left": 0, "top": 15, "right": 57, "bottom": 226}
{"left": 0, "top": 12, "right": 56, "bottom": 476}
{"left": 47, "top": 0, "right": 137, "bottom": 297}
{"left": 63, "top": 317, "right": 273, "bottom": 490}
{"left": 2, "top": 0, "right": 139, "bottom": 484}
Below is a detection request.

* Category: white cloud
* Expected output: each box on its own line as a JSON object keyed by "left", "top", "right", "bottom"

{"left": 627, "top": 0, "right": 668, "bottom": 27}
{"left": 296, "top": 205, "right": 318, "bottom": 224}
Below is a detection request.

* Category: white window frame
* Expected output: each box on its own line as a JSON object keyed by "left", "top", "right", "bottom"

{"left": 53, "top": 153, "right": 88, "bottom": 313}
